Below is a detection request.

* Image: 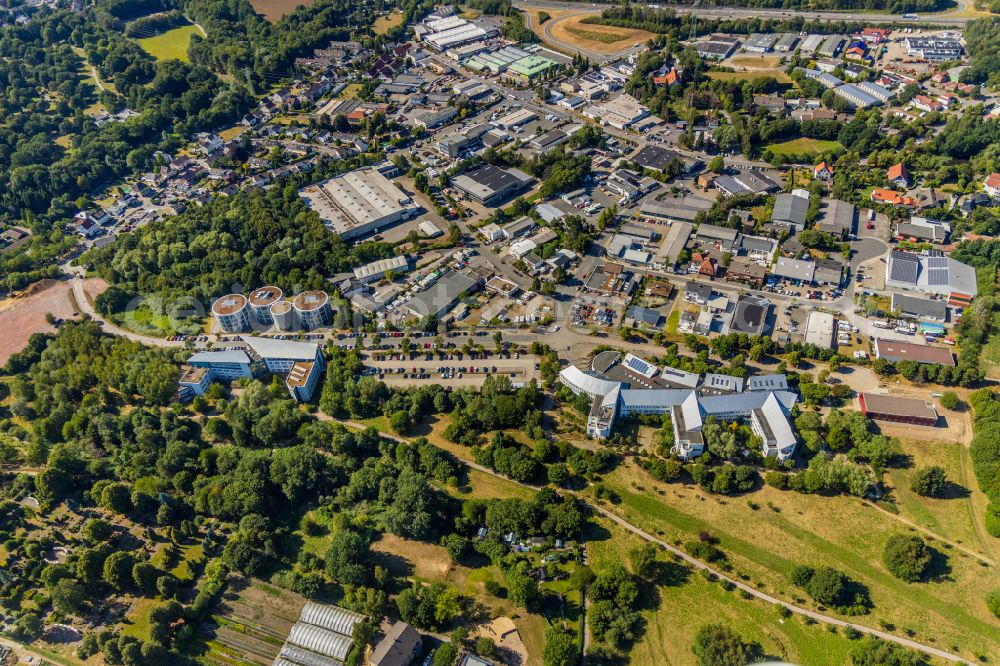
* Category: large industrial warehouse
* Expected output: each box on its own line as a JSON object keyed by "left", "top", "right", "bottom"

{"left": 452, "top": 165, "right": 534, "bottom": 205}
{"left": 299, "top": 167, "right": 420, "bottom": 240}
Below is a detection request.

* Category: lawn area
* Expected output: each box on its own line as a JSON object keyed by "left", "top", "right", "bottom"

{"left": 564, "top": 26, "right": 630, "bottom": 44}
{"left": 137, "top": 24, "right": 203, "bottom": 62}
{"left": 584, "top": 460, "right": 1000, "bottom": 663}
{"left": 121, "top": 596, "right": 160, "bottom": 641}
{"left": 373, "top": 11, "right": 405, "bottom": 35}
{"left": 706, "top": 69, "right": 792, "bottom": 84}
{"left": 665, "top": 309, "right": 680, "bottom": 333}
{"left": 339, "top": 83, "right": 364, "bottom": 99}
{"left": 766, "top": 137, "right": 844, "bottom": 157}
{"left": 54, "top": 135, "right": 73, "bottom": 149}
{"left": 886, "top": 439, "right": 984, "bottom": 552}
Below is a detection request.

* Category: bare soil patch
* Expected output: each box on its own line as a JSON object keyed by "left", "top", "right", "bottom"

{"left": 0, "top": 280, "right": 78, "bottom": 365}
{"left": 249, "top": 0, "right": 312, "bottom": 22}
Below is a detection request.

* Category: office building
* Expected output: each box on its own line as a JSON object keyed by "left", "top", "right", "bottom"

{"left": 248, "top": 286, "right": 283, "bottom": 326}
{"left": 293, "top": 291, "right": 333, "bottom": 329}
{"left": 885, "top": 249, "right": 977, "bottom": 302}
{"left": 212, "top": 294, "right": 250, "bottom": 332}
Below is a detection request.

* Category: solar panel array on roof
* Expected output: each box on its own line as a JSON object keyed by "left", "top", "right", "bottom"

{"left": 927, "top": 256, "right": 949, "bottom": 268}
{"left": 627, "top": 356, "right": 651, "bottom": 374}
{"left": 889, "top": 252, "right": 919, "bottom": 284}
{"left": 927, "top": 268, "right": 949, "bottom": 286}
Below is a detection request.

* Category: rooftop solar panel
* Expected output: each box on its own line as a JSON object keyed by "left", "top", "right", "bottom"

{"left": 889, "top": 254, "right": 919, "bottom": 284}
{"left": 927, "top": 256, "right": 949, "bottom": 268}
{"left": 927, "top": 269, "right": 949, "bottom": 286}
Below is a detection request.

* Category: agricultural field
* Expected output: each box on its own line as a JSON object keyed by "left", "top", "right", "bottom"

{"left": 583, "top": 459, "right": 1000, "bottom": 663}
{"left": 137, "top": 24, "right": 204, "bottom": 62}
{"left": 766, "top": 137, "right": 844, "bottom": 157}
{"left": 199, "top": 581, "right": 303, "bottom": 665}
{"left": 249, "top": 0, "right": 313, "bottom": 22}
{"left": 373, "top": 11, "right": 405, "bottom": 35}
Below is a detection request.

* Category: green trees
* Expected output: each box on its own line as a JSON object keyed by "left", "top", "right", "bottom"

{"left": 692, "top": 624, "right": 751, "bottom": 666}
{"left": 790, "top": 565, "right": 869, "bottom": 614}
{"left": 325, "top": 529, "right": 371, "bottom": 585}
{"left": 938, "top": 391, "right": 960, "bottom": 410}
{"left": 910, "top": 466, "right": 948, "bottom": 497}
{"left": 850, "top": 636, "right": 926, "bottom": 666}
{"left": 103, "top": 551, "right": 136, "bottom": 591}
{"left": 883, "top": 534, "right": 933, "bottom": 582}
{"left": 542, "top": 627, "right": 578, "bottom": 666}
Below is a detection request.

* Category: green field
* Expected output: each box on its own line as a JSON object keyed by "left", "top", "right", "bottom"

{"left": 137, "top": 24, "right": 202, "bottom": 62}
{"left": 582, "top": 462, "right": 1000, "bottom": 663}
{"left": 588, "top": 523, "right": 858, "bottom": 665}
{"left": 766, "top": 137, "right": 844, "bottom": 157}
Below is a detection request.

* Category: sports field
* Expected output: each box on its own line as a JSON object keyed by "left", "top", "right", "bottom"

{"left": 767, "top": 137, "right": 843, "bottom": 156}
{"left": 137, "top": 24, "right": 203, "bottom": 62}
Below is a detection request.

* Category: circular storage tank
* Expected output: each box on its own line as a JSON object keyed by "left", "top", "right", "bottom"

{"left": 270, "top": 300, "right": 297, "bottom": 331}
{"left": 293, "top": 290, "right": 332, "bottom": 330}
{"left": 211, "top": 294, "right": 250, "bottom": 332}
{"left": 248, "top": 286, "right": 283, "bottom": 325}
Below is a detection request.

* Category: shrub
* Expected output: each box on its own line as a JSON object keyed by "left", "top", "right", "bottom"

{"left": 883, "top": 534, "right": 932, "bottom": 582}
{"left": 987, "top": 589, "right": 1000, "bottom": 619}
{"left": 692, "top": 624, "right": 750, "bottom": 666}
{"left": 910, "top": 466, "right": 947, "bottom": 497}
{"left": 938, "top": 391, "right": 960, "bottom": 410}
{"left": 764, "top": 471, "right": 788, "bottom": 490}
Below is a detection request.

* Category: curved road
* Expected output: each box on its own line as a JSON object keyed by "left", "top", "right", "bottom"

{"left": 331, "top": 418, "right": 975, "bottom": 665}
{"left": 70, "top": 275, "right": 183, "bottom": 349}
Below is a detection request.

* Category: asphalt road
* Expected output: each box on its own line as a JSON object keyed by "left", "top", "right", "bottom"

{"left": 514, "top": 0, "right": 978, "bottom": 27}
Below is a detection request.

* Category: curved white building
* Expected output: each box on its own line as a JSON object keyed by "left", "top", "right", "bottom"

{"left": 248, "top": 286, "right": 283, "bottom": 325}
{"left": 293, "top": 291, "right": 333, "bottom": 330}
{"left": 211, "top": 294, "right": 250, "bottom": 332}
{"left": 270, "top": 300, "right": 297, "bottom": 331}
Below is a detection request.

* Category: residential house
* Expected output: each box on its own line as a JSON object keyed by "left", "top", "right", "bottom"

{"left": 985, "top": 172, "right": 1000, "bottom": 200}
{"left": 871, "top": 188, "right": 915, "bottom": 207}
{"left": 814, "top": 161, "right": 833, "bottom": 182}
{"left": 888, "top": 163, "right": 911, "bottom": 188}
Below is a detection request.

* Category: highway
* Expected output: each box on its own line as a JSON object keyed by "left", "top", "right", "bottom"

{"left": 514, "top": 0, "right": 979, "bottom": 27}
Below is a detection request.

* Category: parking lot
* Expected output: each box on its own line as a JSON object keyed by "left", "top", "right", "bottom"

{"left": 362, "top": 355, "right": 539, "bottom": 388}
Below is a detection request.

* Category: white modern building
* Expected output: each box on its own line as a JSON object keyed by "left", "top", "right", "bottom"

{"left": 248, "top": 286, "right": 283, "bottom": 326}
{"left": 293, "top": 291, "right": 333, "bottom": 329}
{"left": 559, "top": 361, "right": 799, "bottom": 460}
{"left": 212, "top": 294, "right": 251, "bottom": 332}
{"left": 179, "top": 337, "right": 326, "bottom": 403}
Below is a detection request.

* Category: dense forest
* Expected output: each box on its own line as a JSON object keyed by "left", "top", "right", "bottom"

{"left": 0, "top": 320, "right": 592, "bottom": 665}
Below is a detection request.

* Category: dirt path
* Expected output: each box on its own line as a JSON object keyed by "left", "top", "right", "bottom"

{"left": 862, "top": 498, "right": 994, "bottom": 565}
{"left": 71, "top": 275, "right": 183, "bottom": 349}
{"left": 327, "top": 417, "right": 975, "bottom": 665}
{"left": 958, "top": 437, "right": 998, "bottom": 563}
